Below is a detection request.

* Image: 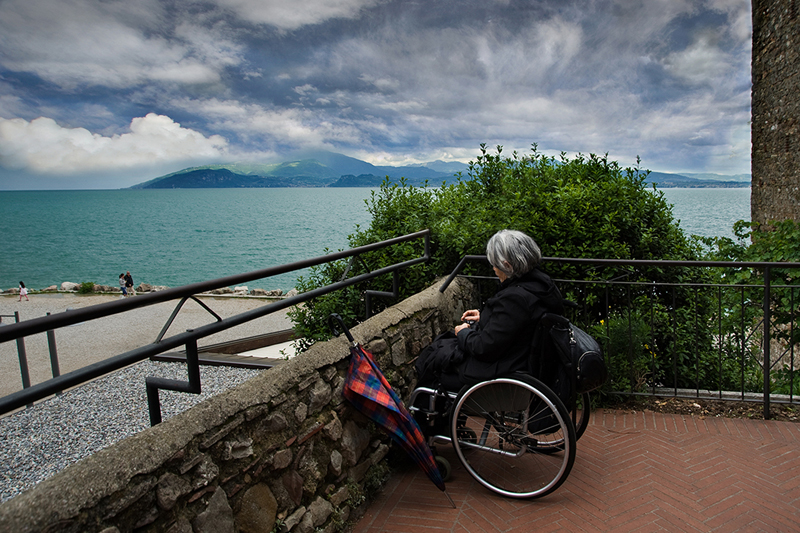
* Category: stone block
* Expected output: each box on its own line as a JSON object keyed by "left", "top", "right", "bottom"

{"left": 223, "top": 438, "right": 254, "bottom": 461}
{"left": 308, "top": 380, "right": 332, "bottom": 413}
{"left": 323, "top": 415, "right": 343, "bottom": 441}
{"left": 348, "top": 459, "right": 372, "bottom": 482}
{"left": 329, "top": 485, "right": 349, "bottom": 507}
{"left": 157, "top": 472, "right": 192, "bottom": 510}
{"left": 307, "top": 496, "right": 333, "bottom": 527}
{"left": 235, "top": 483, "right": 278, "bottom": 533}
{"left": 329, "top": 450, "right": 343, "bottom": 477}
{"left": 282, "top": 470, "right": 304, "bottom": 506}
{"left": 192, "top": 487, "right": 235, "bottom": 533}
{"left": 341, "top": 421, "right": 370, "bottom": 466}
{"left": 272, "top": 449, "right": 292, "bottom": 470}
{"left": 280, "top": 506, "right": 306, "bottom": 533}
{"left": 190, "top": 456, "right": 220, "bottom": 489}
{"left": 294, "top": 402, "right": 308, "bottom": 423}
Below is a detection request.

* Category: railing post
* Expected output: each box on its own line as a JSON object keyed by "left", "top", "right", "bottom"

{"left": 365, "top": 270, "right": 400, "bottom": 318}
{"left": 14, "top": 312, "right": 32, "bottom": 400}
{"left": 146, "top": 335, "right": 203, "bottom": 426}
{"left": 763, "top": 266, "right": 771, "bottom": 420}
{"left": 45, "top": 313, "right": 62, "bottom": 391}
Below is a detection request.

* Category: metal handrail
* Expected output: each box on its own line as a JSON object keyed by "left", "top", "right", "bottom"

{"left": 440, "top": 255, "right": 800, "bottom": 293}
{"left": 441, "top": 254, "right": 800, "bottom": 419}
{"left": 0, "top": 230, "right": 430, "bottom": 418}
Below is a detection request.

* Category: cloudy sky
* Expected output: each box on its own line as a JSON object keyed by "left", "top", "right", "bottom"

{"left": 0, "top": 0, "right": 752, "bottom": 189}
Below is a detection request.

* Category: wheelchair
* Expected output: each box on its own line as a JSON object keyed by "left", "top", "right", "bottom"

{"left": 409, "top": 372, "right": 591, "bottom": 499}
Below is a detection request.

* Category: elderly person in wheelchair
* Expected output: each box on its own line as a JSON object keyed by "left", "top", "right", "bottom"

{"left": 416, "top": 228, "right": 564, "bottom": 389}
{"left": 411, "top": 229, "right": 579, "bottom": 499}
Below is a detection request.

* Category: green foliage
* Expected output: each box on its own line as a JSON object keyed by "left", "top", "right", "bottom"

{"left": 290, "top": 144, "right": 703, "bottom": 347}
{"left": 78, "top": 281, "right": 95, "bottom": 294}
{"left": 590, "top": 310, "right": 653, "bottom": 392}
{"left": 702, "top": 218, "right": 800, "bottom": 394}
{"left": 287, "top": 254, "right": 363, "bottom": 351}
{"left": 288, "top": 144, "right": 800, "bottom": 401}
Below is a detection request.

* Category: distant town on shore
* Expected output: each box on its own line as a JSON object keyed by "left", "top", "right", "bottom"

{"left": 130, "top": 150, "right": 751, "bottom": 190}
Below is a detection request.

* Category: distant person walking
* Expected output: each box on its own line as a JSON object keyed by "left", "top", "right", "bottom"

{"left": 18, "top": 281, "right": 29, "bottom": 301}
{"left": 125, "top": 271, "right": 136, "bottom": 296}
{"left": 119, "top": 274, "right": 128, "bottom": 297}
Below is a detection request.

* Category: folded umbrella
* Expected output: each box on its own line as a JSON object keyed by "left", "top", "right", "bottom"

{"left": 329, "top": 314, "right": 455, "bottom": 507}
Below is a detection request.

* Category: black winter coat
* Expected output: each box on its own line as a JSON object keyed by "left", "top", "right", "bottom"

{"left": 455, "top": 268, "right": 564, "bottom": 384}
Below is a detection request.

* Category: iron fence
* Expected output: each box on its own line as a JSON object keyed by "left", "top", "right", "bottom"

{"left": 442, "top": 255, "right": 800, "bottom": 419}
{"left": 5, "top": 235, "right": 799, "bottom": 423}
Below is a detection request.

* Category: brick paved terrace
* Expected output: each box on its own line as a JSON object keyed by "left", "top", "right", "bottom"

{"left": 353, "top": 408, "right": 800, "bottom": 532}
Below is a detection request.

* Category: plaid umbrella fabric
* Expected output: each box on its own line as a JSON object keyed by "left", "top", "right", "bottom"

{"left": 343, "top": 342, "right": 447, "bottom": 493}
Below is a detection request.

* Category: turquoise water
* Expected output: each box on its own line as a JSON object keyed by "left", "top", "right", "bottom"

{"left": 0, "top": 187, "right": 751, "bottom": 291}
{"left": 0, "top": 188, "right": 376, "bottom": 291}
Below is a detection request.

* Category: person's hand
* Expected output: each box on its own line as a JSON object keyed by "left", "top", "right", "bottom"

{"left": 454, "top": 323, "right": 471, "bottom": 335}
{"left": 461, "top": 309, "right": 480, "bottom": 323}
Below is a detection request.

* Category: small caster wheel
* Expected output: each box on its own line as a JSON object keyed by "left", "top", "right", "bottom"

{"left": 435, "top": 455, "right": 452, "bottom": 481}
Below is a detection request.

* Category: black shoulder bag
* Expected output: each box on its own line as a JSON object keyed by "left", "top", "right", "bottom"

{"left": 545, "top": 314, "right": 608, "bottom": 394}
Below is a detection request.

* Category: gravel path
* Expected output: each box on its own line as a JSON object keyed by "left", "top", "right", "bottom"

{"left": 0, "top": 360, "right": 265, "bottom": 503}
{"left": 0, "top": 293, "right": 294, "bottom": 503}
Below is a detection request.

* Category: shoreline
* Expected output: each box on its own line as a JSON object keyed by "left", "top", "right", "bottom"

{"left": 2, "top": 281, "right": 295, "bottom": 299}
{"left": 0, "top": 293, "right": 295, "bottom": 398}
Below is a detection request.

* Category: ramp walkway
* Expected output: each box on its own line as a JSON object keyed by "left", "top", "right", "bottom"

{"left": 354, "top": 408, "right": 800, "bottom": 532}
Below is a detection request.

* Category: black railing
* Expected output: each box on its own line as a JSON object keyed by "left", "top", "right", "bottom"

{"left": 0, "top": 230, "right": 430, "bottom": 423}
{"left": 442, "top": 255, "right": 800, "bottom": 420}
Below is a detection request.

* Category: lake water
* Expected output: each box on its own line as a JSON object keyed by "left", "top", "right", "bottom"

{"left": 0, "top": 187, "right": 751, "bottom": 291}
{"left": 660, "top": 188, "right": 751, "bottom": 241}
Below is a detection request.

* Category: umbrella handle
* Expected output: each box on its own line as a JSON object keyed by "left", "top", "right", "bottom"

{"left": 328, "top": 313, "right": 355, "bottom": 343}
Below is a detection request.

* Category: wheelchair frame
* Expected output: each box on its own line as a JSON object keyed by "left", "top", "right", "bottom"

{"left": 409, "top": 373, "right": 589, "bottom": 499}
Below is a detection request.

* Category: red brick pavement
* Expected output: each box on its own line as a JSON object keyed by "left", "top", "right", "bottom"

{"left": 353, "top": 408, "right": 800, "bottom": 532}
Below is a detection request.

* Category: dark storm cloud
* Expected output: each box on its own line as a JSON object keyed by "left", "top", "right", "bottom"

{"left": 0, "top": 0, "right": 752, "bottom": 188}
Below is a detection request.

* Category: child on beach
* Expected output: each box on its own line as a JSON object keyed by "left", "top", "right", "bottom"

{"left": 119, "top": 274, "right": 127, "bottom": 297}
{"left": 18, "top": 281, "right": 29, "bottom": 301}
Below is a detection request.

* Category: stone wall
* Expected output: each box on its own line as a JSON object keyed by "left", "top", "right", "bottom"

{"left": 751, "top": 0, "right": 800, "bottom": 226}
{"left": 0, "top": 277, "right": 475, "bottom": 533}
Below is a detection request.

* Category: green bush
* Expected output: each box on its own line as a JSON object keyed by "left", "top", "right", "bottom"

{"left": 702, "top": 219, "right": 800, "bottom": 394}
{"left": 78, "top": 281, "right": 95, "bottom": 294}
{"left": 290, "top": 144, "right": 705, "bottom": 352}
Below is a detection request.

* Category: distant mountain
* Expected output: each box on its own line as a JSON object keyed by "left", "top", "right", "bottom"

{"left": 329, "top": 174, "right": 385, "bottom": 187}
{"left": 131, "top": 152, "right": 750, "bottom": 189}
{"left": 679, "top": 172, "right": 751, "bottom": 183}
{"left": 131, "top": 167, "right": 332, "bottom": 189}
{"left": 643, "top": 171, "right": 750, "bottom": 188}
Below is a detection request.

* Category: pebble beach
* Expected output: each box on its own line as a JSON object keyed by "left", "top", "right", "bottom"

{"left": 0, "top": 292, "right": 295, "bottom": 503}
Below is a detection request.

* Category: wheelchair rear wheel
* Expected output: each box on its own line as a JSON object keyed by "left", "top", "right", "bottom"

{"left": 573, "top": 392, "right": 591, "bottom": 440}
{"left": 534, "top": 391, "right": 591, "bottom": 454}
{"left": 449, "top": 374, "right": 576, "bottom": 499}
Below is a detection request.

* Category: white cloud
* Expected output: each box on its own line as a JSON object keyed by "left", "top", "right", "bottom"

{"left": 0, "top": 114, "right": 228, "bottom": 175}
{"left": 707, "top": 0, "right": 752, "bottom": 42}
{"left": 214, "top": 0, "right": 383, "bottom": 30}
{"left": 0, "top": 0, "right": 243, "bottom": 89}
{"left": 171, "top": 97, "right": 370, "bottom": 148}
{"left": 662, "top": 33, "right": 732, "bottom": 85}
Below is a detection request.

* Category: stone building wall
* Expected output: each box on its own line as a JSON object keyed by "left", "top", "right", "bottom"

{"left": 0, "top": 277, "right": 475, "bottom": 533}
{"left": 751, "top": 0, "right": 800, "bottom": 226}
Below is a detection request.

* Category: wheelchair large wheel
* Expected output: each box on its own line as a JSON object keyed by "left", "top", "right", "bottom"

{"left": 450, "top": 374, "right": 576, "bottom": 499}
{"left": 536, "top": 391, "right": 592, "bottom": 454}
{"left": 573, "top": 392, "right": 591, "bottom": 440}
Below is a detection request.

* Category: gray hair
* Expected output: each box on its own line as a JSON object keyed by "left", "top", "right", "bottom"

{"left": 486, "top": 229, "right": 542, "bottom": 279}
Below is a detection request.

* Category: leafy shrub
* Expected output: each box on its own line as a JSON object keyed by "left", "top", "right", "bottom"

{"left": 590, "top": 310, "right": 653, "bottom": 393}
{"left": 703, "top": 219, "right": 800, "bottom": 393}
{"left": 290, "top": 144, "right": 705, "bottom": 354}
{"left": 78, "top": 282, "right": 95, "bottom": 294}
